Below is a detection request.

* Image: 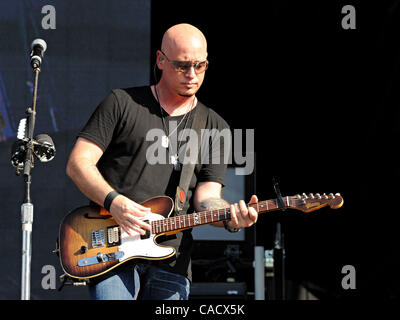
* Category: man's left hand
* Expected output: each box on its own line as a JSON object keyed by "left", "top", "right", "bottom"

{"left": 228, "top": 194, "right": 258, "bottom": 229}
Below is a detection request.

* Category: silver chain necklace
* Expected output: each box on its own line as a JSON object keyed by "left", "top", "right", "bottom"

{"left": 154, "top": 85, "right": 195, "bottom": 170}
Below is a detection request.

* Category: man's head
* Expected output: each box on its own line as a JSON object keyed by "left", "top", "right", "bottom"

{"left": 157, "top": 23, "right": 208, "bottom": 97}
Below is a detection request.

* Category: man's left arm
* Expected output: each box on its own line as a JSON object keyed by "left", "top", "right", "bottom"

{"left": 193, "top": 181, "right": 258, "bottom": 230}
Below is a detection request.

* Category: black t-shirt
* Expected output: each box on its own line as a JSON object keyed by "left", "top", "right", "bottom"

{"left": 78, "top": 86, "right": 229, "bottom": 280}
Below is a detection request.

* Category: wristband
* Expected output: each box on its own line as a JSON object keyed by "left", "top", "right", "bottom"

{"left": 103, "top": 190, "right": 120, "bottom": 212}
{"left": 223, "top": 220, "right": 241, "bottom": 233}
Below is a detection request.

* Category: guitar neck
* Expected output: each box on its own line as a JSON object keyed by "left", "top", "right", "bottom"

{"left": 151, "top": 197, "right": 293, "bottom": 235}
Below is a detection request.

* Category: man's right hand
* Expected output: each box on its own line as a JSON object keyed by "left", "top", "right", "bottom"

{"left": 109, "top": 195, "right": 152, "bottom": 236}
{"left": 66, "top": 137, "right": 152, "bottom": 237}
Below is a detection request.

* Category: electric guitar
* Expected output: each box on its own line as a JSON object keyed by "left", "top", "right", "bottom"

{"left": 57, "top": 193, "right": 343, "bottom": 280}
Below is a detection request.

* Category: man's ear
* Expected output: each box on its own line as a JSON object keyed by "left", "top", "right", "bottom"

{"left": 156, "top": 51, "right": 165, "bottom": 69}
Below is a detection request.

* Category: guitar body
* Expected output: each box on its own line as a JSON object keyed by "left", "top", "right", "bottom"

{"left": 58, "top": 196, "right": 175, "bottom": 279}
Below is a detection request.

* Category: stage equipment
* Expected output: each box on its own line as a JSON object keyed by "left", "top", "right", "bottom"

{"left": 10, "top": 39, "right": 55, "bottom": 300}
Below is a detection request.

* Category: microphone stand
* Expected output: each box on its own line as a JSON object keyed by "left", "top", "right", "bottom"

{"left": 20, "top": 67, "right": 40, "bottom": 300}
{"left": 272, "top": 177, "right": 286, "bottom": 300}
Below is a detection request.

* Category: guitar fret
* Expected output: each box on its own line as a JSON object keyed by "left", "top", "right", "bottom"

{"left": 150, "top": 195, "right": 304, "bottom": 236}
{"left": 221, "top": 209, "right": 226, "bottom": 221}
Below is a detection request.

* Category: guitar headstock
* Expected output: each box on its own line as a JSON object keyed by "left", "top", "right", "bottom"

{"left": 290, "top": 193, "right": 343, "bottom": 213}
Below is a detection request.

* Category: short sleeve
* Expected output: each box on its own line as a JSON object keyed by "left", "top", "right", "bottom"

{"left": 78, "top": 91, "right": 121, "bottom": 151}
{"left": 197, "top": 109, "right": 231, "bottom": 187}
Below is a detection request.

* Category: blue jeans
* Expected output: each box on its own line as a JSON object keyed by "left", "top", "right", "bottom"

{"left": 89, "top": 263, "right": 190, "bottom": 300}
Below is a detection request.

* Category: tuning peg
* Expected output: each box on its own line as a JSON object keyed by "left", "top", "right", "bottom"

{"left": 310, "top": 193, "right": 315, "bottom": 199}
{"left": 323, "top": 193, "right": 328, "bottom": 199}
{"left": 302, "top": 193, "right": 308, "bottom": 199}
{"left": 329, "top": 193, "right": 335, "bottom": 199}
{"left": 315, "top": 193, "right": 321, "bottom": 199}
{"left": 335, "top": 193, "right": 341, "bottom": 197}
{"left": 296, "top": 194, "right": 301, "bottom": 199}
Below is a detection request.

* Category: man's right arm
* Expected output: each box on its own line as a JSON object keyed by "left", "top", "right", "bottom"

{"left": 66, "top": 137, "right": 151, "bottom": 235}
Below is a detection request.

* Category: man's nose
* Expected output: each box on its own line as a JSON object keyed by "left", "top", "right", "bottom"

{"left": 184, "top": 66, "right": 197, "bottom": 78}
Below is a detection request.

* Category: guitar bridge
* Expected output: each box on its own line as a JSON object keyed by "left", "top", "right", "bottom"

{"left": 91, "top": 229, "right": 105, "bottom": 248}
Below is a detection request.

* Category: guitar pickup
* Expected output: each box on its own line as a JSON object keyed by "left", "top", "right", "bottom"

{"left": 107, "top": 225, "right": 121, "bottom": 247}
{"left": 140, "top": 220, "right": 150, "bottom": 240}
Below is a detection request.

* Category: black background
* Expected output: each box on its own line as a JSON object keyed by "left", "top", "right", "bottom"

{"left": 152, "top": 0, "right": 400, "bottom": 299}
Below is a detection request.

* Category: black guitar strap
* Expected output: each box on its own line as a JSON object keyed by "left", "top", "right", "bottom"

{"left": 175, "top": 102, "right": 209, "bottom": 214}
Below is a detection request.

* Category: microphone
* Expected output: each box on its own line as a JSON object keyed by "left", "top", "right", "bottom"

{"left": 30, "top": 39, "right": 47, "bottom": 69}
{"left": 33, "top": 134, "right": 56, "bottom": 162}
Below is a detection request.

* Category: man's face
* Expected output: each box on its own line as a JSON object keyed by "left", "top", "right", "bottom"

{"left": 158, "top": 41, "right": 208, "bottom": 97}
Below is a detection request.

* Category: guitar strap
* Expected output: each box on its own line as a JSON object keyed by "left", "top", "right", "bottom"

{"left": 174, "top": 102, "right": 209, "bottom": 215}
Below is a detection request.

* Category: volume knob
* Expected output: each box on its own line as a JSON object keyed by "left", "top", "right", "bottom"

{"left": 80, "top": 246, "right": 88, "bottom": 254}
{"left": 97, "top": 253, "right": 106, "bottom": 263}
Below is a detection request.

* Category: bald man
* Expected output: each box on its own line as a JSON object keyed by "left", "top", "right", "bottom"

{"left": 66, "top": 23, "right": 258, "bottom": 300}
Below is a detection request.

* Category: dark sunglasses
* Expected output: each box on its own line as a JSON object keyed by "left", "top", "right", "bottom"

{"left": 160, "top": 50, "right": 208, "bottom": 74}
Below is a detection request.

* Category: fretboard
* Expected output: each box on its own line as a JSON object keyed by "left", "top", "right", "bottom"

{"left": 151, "top": 196, "right": 294, "bottom": 235}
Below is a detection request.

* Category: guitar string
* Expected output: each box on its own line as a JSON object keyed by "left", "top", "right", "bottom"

{"left": 150, "top": 196, "right": 337, "bottom": 233}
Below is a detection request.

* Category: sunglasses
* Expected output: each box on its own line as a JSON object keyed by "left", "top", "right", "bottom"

{"left": 160, "top": 50, "right": 208, "bottom": 74}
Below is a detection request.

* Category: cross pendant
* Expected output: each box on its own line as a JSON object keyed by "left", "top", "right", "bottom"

{"left": 170, "top": 154, "right": 181, "bottom": 171}
{"left": 161, "top": 135, "right": 169, "bottom": 148}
